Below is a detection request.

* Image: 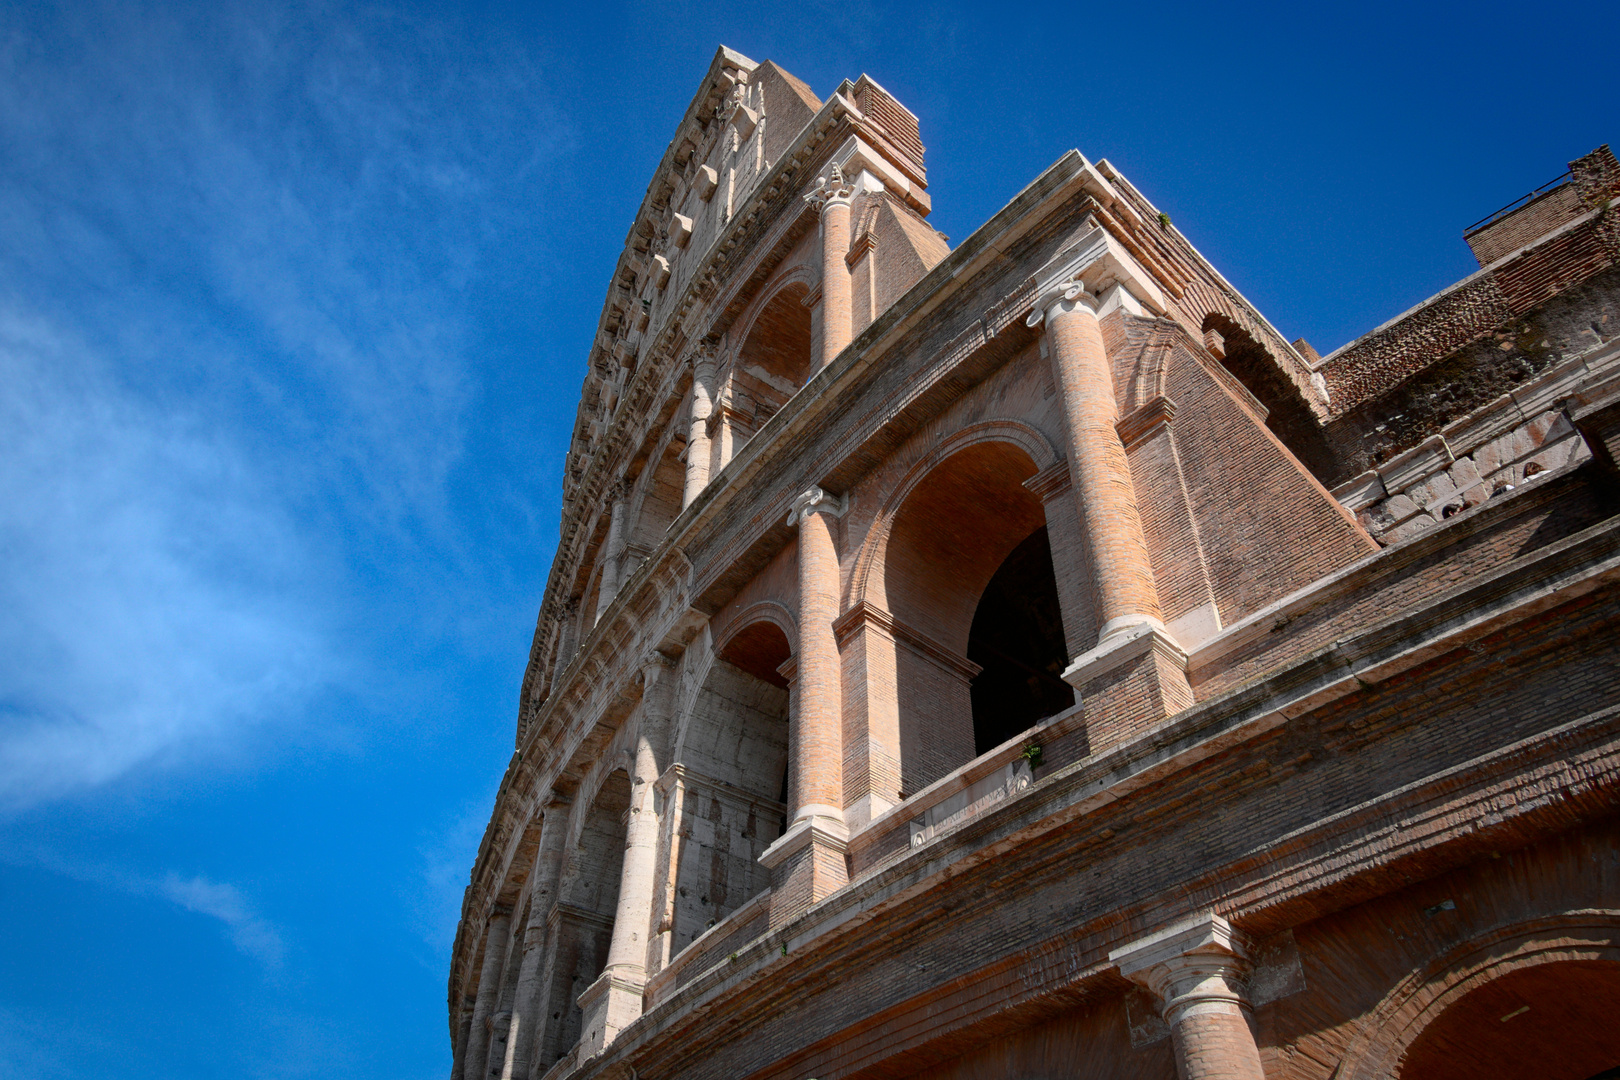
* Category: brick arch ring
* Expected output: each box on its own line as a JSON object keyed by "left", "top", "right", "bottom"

{"left": 1333, "top": 910, "right": 1620, "bottom": 1080}
{"left": 710, "top": 600, "right": 798, "bottom": 661}
{"left": 729, "top": 265, "right": 817, "bottom": 359}
{"left": 672, "top": 601, "right": 797, "bottom": 761}
{"left": 849, "top": 419, "right": 1060, "bottom": 607}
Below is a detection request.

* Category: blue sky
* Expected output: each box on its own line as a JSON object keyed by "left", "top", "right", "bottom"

{"left": 0, "top": 1, "right": 1612, "bottom": 1077}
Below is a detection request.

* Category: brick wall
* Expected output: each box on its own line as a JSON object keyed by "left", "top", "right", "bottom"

{"left": 1465, "top": 180, "right": 1585, "bottom": 266}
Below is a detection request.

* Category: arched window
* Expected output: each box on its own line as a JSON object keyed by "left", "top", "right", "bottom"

{"left": 728, "top": 283, "right": 812, "bottom": 450}
{"left": 872, "top": 439, "right": 1074, "bottom": 794}
{"left": 538, "top": 770, "right": 629, "bottom": 1068}
{"left": 667, "top": 619, "right": 791, "bottom": 956}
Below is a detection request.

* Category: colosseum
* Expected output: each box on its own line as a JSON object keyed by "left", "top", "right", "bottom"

{"left": 448, "top": 47, "right": 1620, "bottom": 1080}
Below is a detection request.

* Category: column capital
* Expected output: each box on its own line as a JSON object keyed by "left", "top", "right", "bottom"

{"left": 1110, "top": 912, "right": 1254, "bottom": 1026}
{"left": 804, "top": 161, "right": 855, "bottom": 211}
{"left": 1025, "top": 276, "right": 1100, "bottom": 328}
{"left": 785, "top": 486, "right": 848, "bottom": 527}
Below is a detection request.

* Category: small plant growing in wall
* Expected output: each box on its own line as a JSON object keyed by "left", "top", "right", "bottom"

{"left": 1157, "top": 211, "right": 1172, "bottom": 230}
{"left": 1022, "top": 743, "right": 1044, "bottom": 770}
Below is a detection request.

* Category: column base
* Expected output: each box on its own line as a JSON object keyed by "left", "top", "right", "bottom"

{"left": 1063, "top": 621, "right": 1194, "bottom": 753}
{"left": 574, "top": 965, "right": 645, "bottom": 1060}
{"left": 759, "top": 813, "right": 849, "bottom": 928}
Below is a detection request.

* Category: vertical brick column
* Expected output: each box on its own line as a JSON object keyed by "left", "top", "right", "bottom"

{"left": 761, "top": 487, "right": 850, "bottom": 927}
{"left": 806, "top": 164, "right": 855, "bottom": 372}
{"left": 460, "top": 909, "right": 512, "bottom": 1080}
{"left": 498, "top": 797, "right": 569, "bottom": 1080}
{"left": 683, "top": 352, "right": 716, "bottom": 508}
{"left": 1027, "top": 281, "right": 1192, "bottom": 749}
{"left": 592, "top": 487, "right": 629, "bottom": 625}
{"left": 1031, "top": 283, "right": 1162, "bottom": 637}
{"left": 579, "top": 658, "right": 677, "bottom": 1056}
{"left": 1111, "top": 913, "right": 1265, "bottom": 1080}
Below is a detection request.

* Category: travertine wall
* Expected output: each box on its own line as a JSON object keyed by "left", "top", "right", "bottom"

{"left": 451, "top": 48, "right": 1620, "bottom": 1080}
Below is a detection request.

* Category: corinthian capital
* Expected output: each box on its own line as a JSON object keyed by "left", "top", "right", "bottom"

{"left": 803, "top": 161, "right": 854, "bottom": 211}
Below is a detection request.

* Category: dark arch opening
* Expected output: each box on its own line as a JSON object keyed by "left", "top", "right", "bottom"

{"left": 1399, "top": 959, "right": 1620, "bottom": 1080}
{"left": 967, "top": 526, "right": 1074, "bottom": 755}
{"left": 1203, "top": 313, "right": 1335, "bottom": 479}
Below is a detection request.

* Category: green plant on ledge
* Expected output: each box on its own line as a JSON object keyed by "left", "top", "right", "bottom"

{"left": 1157, "top": 210, "right": 1172, "bottom": 229}
{"left": 1022, "top": 743, "right": 1044, "bottom": 769}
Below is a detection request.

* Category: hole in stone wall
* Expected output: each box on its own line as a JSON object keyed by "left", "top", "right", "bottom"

{"left": 967, "top": 526, "right": 1073, "bottom": 755}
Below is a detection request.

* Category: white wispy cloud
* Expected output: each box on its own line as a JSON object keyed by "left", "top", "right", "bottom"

{"left": 159, "top": 872, "right": 287, "bottom": 968}
{"left": 0, "top": 1, "right": 570, "bottom": 809}
{"left": 0, "top": 307, "right": 339, "bottom": 809}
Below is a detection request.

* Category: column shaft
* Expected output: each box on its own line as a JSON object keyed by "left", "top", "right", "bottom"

{"left": 593, "top": 496, "right": 627, "bottom": 625}
{"left": 1044, "top": 298, "right": 1163, "bottom": 637}
{"left": 683, "top": 359, "right": 715, "bottom": 508}
{"left": 817, "top": 196, "right": 854, "bottom": 371}
{"left": 499, "top": 804, "right": 569, "bottom": 1080}
{"left": 763, "top": 495, "right": 850, "bottom": 927}
{"left": 578, "top": 660, "right": 676, "bottom": 1055}
{"left": 460, "top": 911, "right": 511, "bottom": 1080}
{"left": 793, "top": 508, "right": 843, "bottom": 819}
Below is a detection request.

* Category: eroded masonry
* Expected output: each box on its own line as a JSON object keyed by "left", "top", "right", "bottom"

{"left": 450, "top": 47, "right": 1620, "bottom": 1080}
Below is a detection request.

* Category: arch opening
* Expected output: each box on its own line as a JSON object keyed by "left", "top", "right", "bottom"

{"left": 539, "top": 769, "right": 629, "bottom": 1069}
{"left": 879, "top": 440, "right": 1067, "bottom": 790}
{"left": 967, "top": 526, "right": 1073, "bottom": 755}
{"left": 668, "top": 622, "right": 791, "bottom": 959}
{"left": 1398, "top": 959, "right": 1620, "bottom": 1080}
{"left": 729, "top": 284, "right": 812, "bottom": 451}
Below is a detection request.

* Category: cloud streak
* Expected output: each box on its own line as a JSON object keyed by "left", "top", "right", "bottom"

{"left": 0, "top": 0, "right": 571, "bottom": 809}
{"left": 159, "top": 872, "right": 287, "bottom": 968}
{"left": 0, "top": 307, "right": 338, "bottom": 809}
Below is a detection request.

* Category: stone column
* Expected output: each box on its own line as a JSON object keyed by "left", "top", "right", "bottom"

{"left": 498, "top": 798, "right": 570, "bottom": 1080}
{"left": 449, "top": 1006, "right": 473, "bottom": 1080}
{"left": 460, "top": 909, "right": 512, "bottom": 1080}
{"left": 761, "top": 487, "right": 849, "bottom": 926}
{"left": 1110, "top": 913, "right": 1265, "bottom": 1080}
{"left": 806, "top": 164, "right": 855, "bottom": 372}
{"left": 593, "top": 489, "right": 628, "bottom": 626}
{"left": 577, "top": 657, "right": 678, "bottom": 1056}
{"left": 1027, "top": 280, "right": 1192, "bottom": 748}
{"left": 683, "top": 352, "right": 717, "bottom": 508}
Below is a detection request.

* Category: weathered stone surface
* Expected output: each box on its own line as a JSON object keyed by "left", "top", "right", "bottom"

{"left": 449, "top": 52, "right": 1620, "bottom": 1080}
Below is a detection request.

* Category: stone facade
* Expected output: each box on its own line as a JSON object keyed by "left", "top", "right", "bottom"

{"left": 448, "top": 47, "right": 1620, "bottom": 1080}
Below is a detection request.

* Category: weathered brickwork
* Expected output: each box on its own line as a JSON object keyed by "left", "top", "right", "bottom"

{"left": 449, "top": 49, "right": 1620, "bottom": 1080}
